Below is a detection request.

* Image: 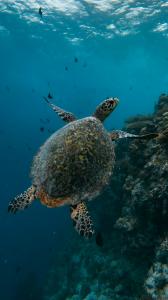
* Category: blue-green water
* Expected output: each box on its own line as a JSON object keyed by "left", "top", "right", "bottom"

{"left": 0, "top": 1, "right": 168, "bottom": 299}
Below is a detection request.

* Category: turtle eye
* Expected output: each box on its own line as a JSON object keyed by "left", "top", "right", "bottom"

{"left": 105, "top": 98, "right": 116, "bottom": 109}
{"left": 108, "top": 97, "right": 119, "bottom": 108}
{"left": 110, "top": 97, "right": 119, "bottom": 104}
{"left": 110, "top": 100, "right": 115, "bottom": 106}
{"left": 109, "top": 100, "right": 114, "bottom": 106}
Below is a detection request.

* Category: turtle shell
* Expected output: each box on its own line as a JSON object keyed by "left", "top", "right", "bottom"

{"left": 31, "top": 117, "right": 115, "bottom": 205}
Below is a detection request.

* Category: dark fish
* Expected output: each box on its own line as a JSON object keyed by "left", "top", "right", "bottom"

{"left": 40, "top": 127, "right": 44, "bottom": 132}
{"left": 48, "top": 92, "right": 53, "bottom": 99}
{"left": 95, "top": 232, "right": 103, "bottom": 247}
{"left": 39, "top": 7, "right": 43, "bottom": 18}
{"left": 65, "top": 66, "right": 68, "bottom": 71}
{"left": 74, "top": 57, "right": 78, "bottom": 63}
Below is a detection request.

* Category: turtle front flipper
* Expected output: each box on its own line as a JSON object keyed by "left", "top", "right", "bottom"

{"left": 110, "top": 130, "right": 159, "bottom": 141}
{"left": 93, "top": 97, "right": 119, "bottom": 122}
{"left": 70, "top": 202, "right": 95, "bottom": 238}
{"left": 43, "top": 97, "right": 77, "bottom": 123}
{"left": 8, "top": 185, "right": 36, "bottom": 214}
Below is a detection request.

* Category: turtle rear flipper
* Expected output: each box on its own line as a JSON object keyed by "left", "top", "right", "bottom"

{"left": 157, "top": 128, "right": 168, "bottom": 141}
{"left": 70, "top": 202, "right": 95, "bottom": 238}
{"left": 8, "top": 185, "right": 36, "bottom": 214}
{"left": 43, "top": 97, "right": 77, "bottom": 123}
{"left": 110, "top": 130, "right": 159, "bottom": 141}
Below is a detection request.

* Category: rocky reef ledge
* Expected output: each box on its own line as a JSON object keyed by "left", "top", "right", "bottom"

{"left": 44, "top": 94, "right": 168, "bottom": 300}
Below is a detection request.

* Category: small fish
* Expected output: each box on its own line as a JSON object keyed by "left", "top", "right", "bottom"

{"left": 65, "top": 66, "right": 68, "bottom": 71}
{"left": 95, "top": 232, "right": 103, "bottom": 247}
{"left": 40, "top": 127, "right": 44, "bottom": 132}
{"left": 74, "top": 57, "right": 78, "bottom": 63}
{"left": 48, "top": 92, "right": 53, "bottom": 99}
{"left": 39, "top": 7, "right": 43, "bottom": 18}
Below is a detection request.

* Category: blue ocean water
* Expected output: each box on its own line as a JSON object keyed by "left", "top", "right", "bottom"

{"left": 0, "top": 1, "right": 168, "bottom": 299}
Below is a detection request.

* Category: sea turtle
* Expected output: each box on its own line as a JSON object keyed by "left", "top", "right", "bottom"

{"left": 8, "top": 97, "right": 160, "bottom": 238}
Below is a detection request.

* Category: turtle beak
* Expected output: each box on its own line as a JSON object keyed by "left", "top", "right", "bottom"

{"left": 111, "top": 97, "right": 119, "bottom": 107}
{"left": 114, "top": 97, "right": 119, "bottom": 103}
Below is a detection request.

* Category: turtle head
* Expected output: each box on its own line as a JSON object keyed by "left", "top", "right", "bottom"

{"left": 93, "top": 97, "right": 119, "bottom": 122}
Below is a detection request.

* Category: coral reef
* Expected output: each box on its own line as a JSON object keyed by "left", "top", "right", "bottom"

{"left": 43, "top": 94, "right": 168, "bottom": 300}
{"left": 144, "top": 237, "right": 168, "bottom": 299}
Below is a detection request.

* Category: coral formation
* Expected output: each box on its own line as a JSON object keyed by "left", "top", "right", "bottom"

{"left": 43, "top": 94, "right": 168, "bottom": 300}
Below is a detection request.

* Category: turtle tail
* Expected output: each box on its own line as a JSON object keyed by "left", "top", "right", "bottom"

{"left": 136, "top": 128, "right": 168, "bottom": 141}
{"left": 8, "top": 185, "right": 36, "bottom": 214}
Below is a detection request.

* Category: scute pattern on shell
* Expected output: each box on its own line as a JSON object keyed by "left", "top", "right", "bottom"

{"left": 31, "top": 117, "right": 115, "bottom": 205}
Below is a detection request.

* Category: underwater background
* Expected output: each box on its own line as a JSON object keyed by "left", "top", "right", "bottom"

{"left": 0, "top": 1, "right": 168, "bottom": 299}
